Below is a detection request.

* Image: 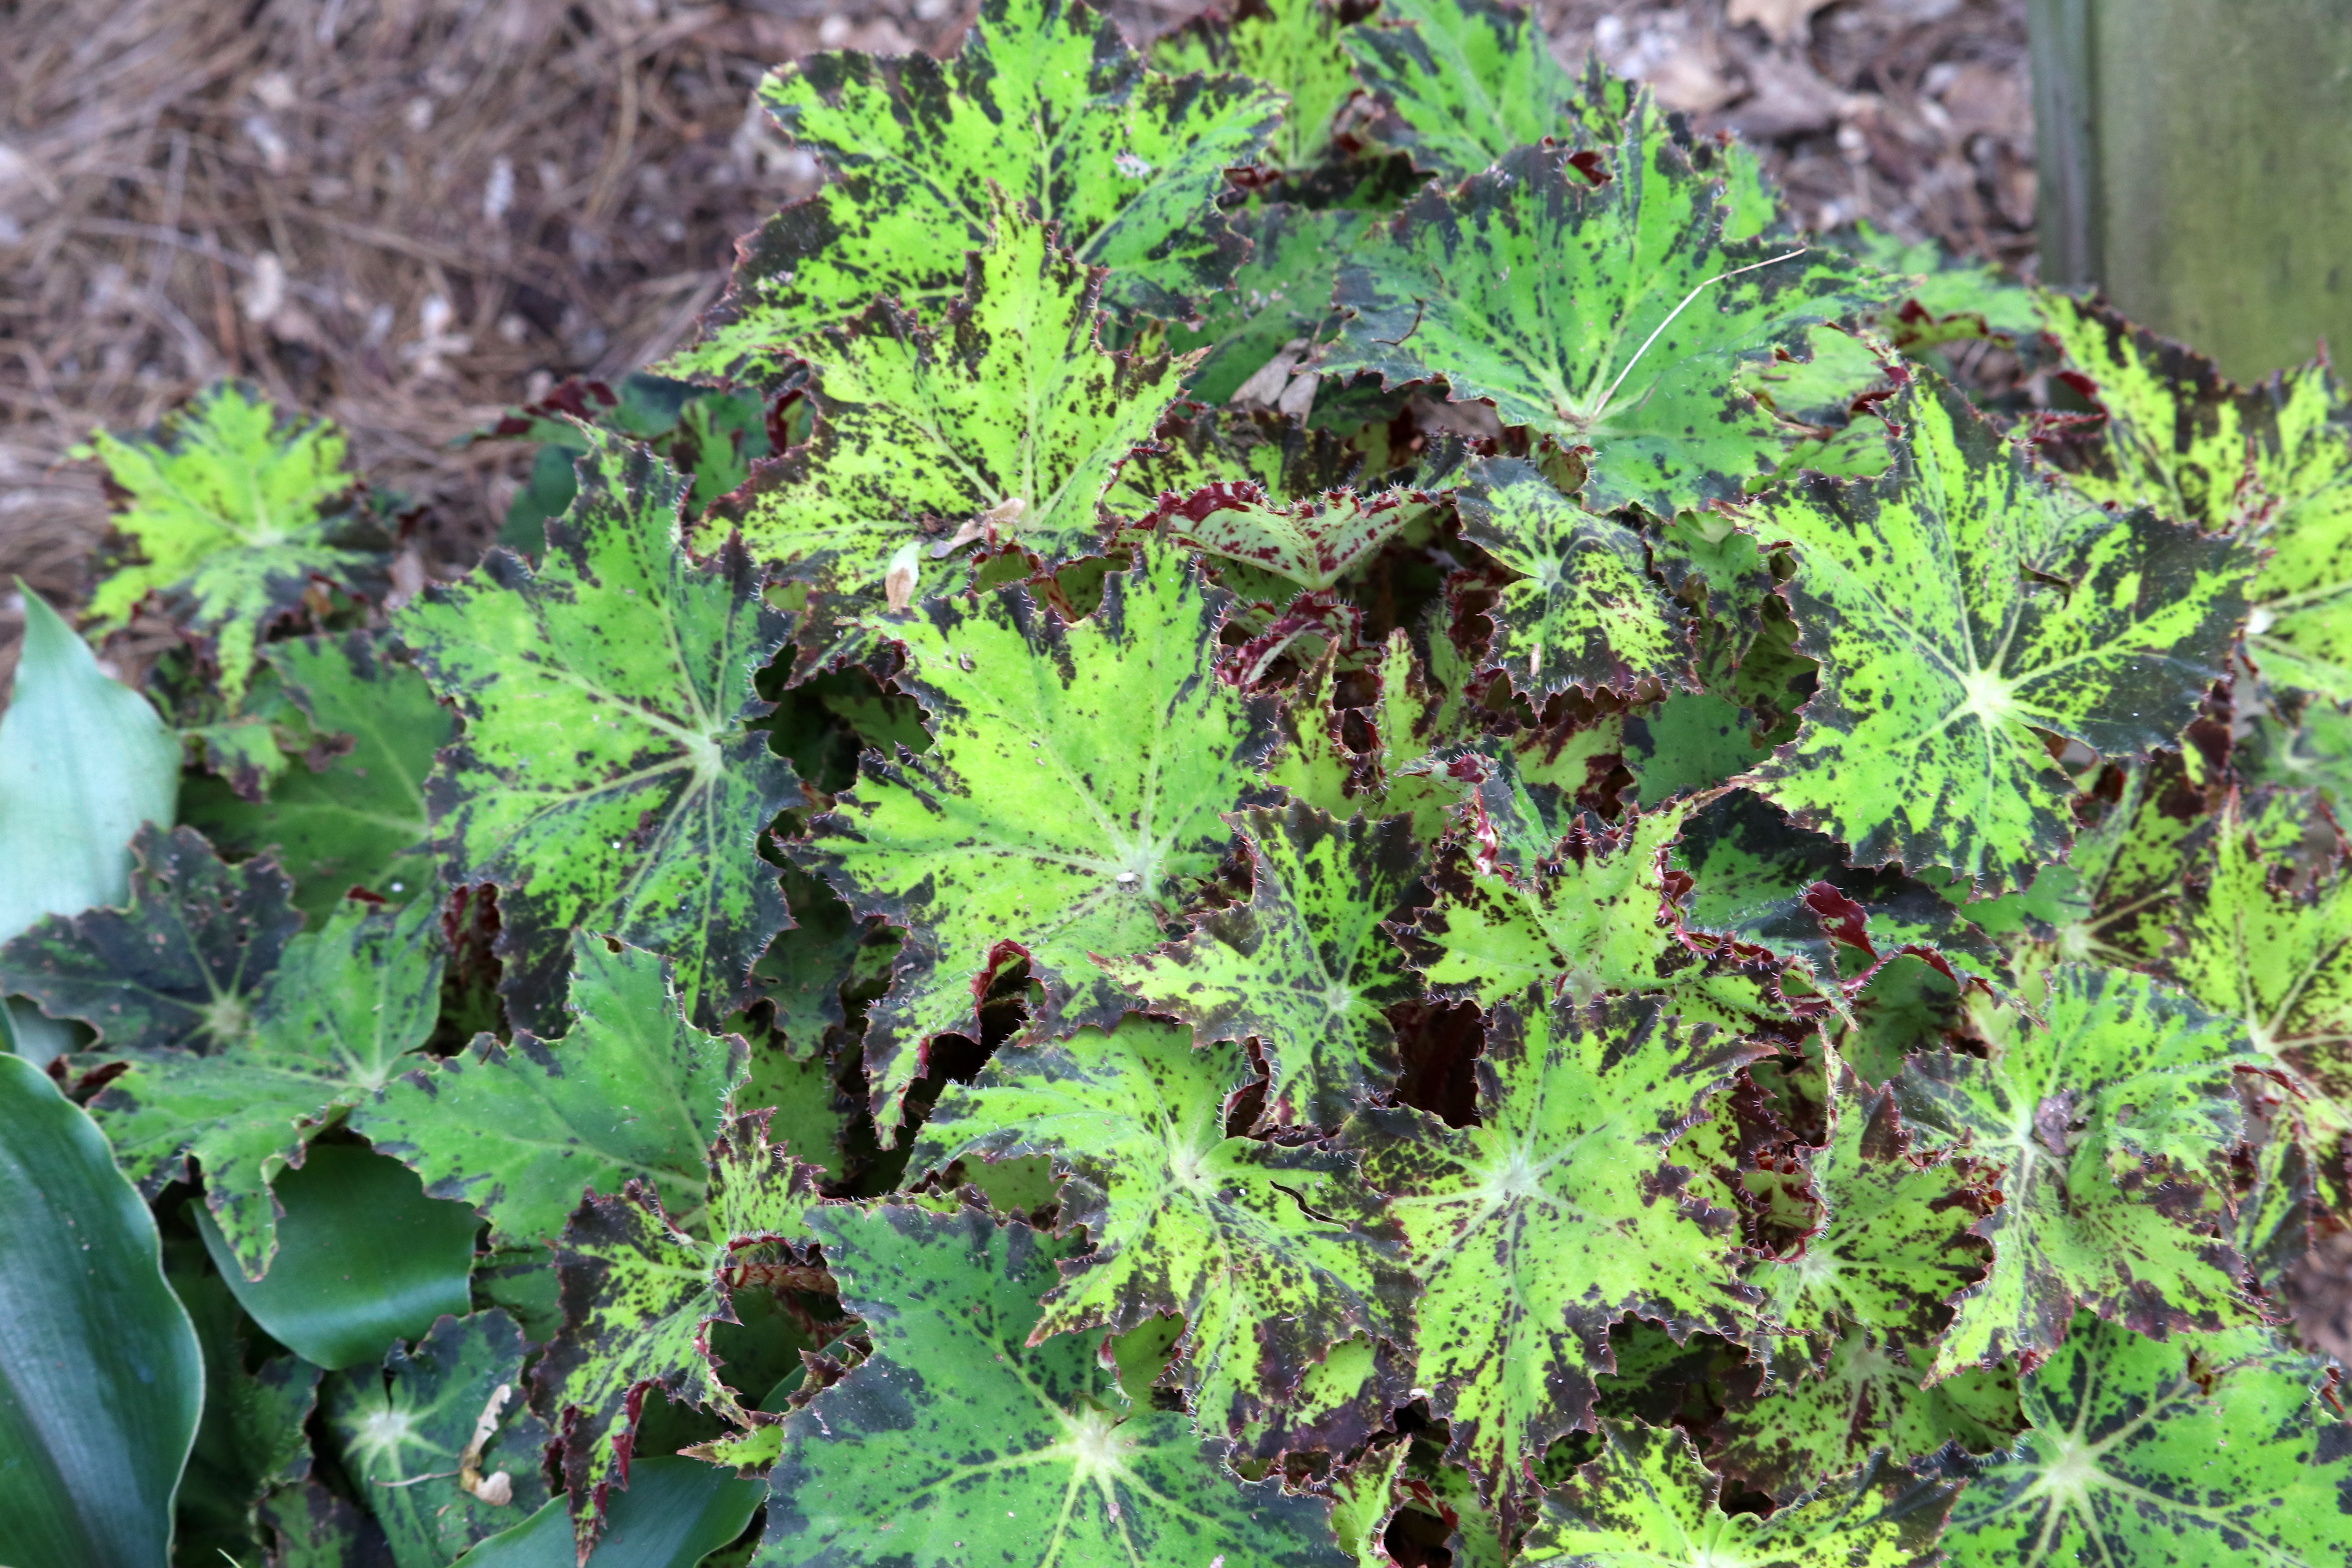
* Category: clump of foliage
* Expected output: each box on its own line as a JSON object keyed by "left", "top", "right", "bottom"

{"left": 5, "top": 2, "right": 2352, "bottom": 1566}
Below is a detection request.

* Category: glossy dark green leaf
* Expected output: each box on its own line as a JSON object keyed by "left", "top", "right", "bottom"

{"left": 453, "top": 1457, "right": 765, "bottom": 1568}
{"left": 0, "top": 1054, "right": 203, "bottom": 1568}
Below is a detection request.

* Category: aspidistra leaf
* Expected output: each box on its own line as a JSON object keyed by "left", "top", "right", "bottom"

{"left": 913, "top": 1018, "right": 1412, "bottom": 1444}
{"left": 669, "top": 0, "right": 1280, "bottom": 388}
{"left": 799, "top": 546, "right": 1274, "bottom": 1134}
{"left": 1750, "top": 377, "right": 2255, "bottom": 895}
{"left": 1100, "top": 802, "right": 1421, "bottom": 1129}
{"left": 397, "top": 429, "right": 802, "bottom": 1033}
{"left": 1346, "top": 993, "right": 1768, "bottom": 1496}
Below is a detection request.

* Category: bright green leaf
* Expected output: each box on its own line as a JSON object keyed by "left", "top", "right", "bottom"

{"left": 1154, "top": 0, "right": 1361, "bottom": 170}
{"left": 1342, "top": 0, "right": 1601, "bottom": 181}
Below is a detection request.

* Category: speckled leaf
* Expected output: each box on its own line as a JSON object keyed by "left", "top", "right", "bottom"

{"left": 1742, "top": 1079, "right": 1993, "bottom": 1365}
{"left": 1844, "top": 223, "right": 2040, "bottom": 354}
{"left": 398, "top": 429, "right": 801, "bottom": 1034}
{"left": 1716, "top": 1329, "right": 2023, "bottom": 1504}
{"left": 1101, "top": 803, "right": 1421, "bottom": 1129}
{"left": 1894, "top": 965, "right": 2267, "bottom": 1377}
{"left": 1142, "top": 479, "right": 1436, "bottom": 593}
{"left": 1154, "top": 0, "right": 1360, "bottom": 169}
{"left": 913, "top": 1017, "right": 1411, "bottom": 1443}
{"left": 84, "top": 892, "right": 443, "bottom": 1279}
{"left": 1321, "top": 133, "right": 1892, "bottom": 517}
{"left": 1406, "top": 800, "right": 1782, "bottom": 1038}
{"left": 532, "top": 1112, "right": 822, "bottom": 1559}
{"left": 753, "top": 1202, "right": 1352, "bottom": 1568}
{"left": 354, "top": 935, "right": 747, "bottom": 1249}
{"left": 1104, "top": 409, "right": 1366, "bottom": 525}
{"left": 1455, "top": 457, "right": 1687, "bottom": 697}
{"left": 1749, "top": 377, "right": 2255, "bottom": 896}
{"left": 1162, "top": 201, "right": 1381, "bottom": 407}
{"left": 2040, "top": 293, "right": 2352, "bottom": 701}
{"left": 697, "top": 200, "right": 1186, "bottom": 611}
{"left": 1345, "top": 993, "right": 1769, "bottom": 1495}
{"left": 1676, "top": 789, "right": 2005, "bottom": 993}
{"left": 1525, "top": 1420, "right": 1952, "bottom": 1568}
{"left": 797, "top": 546, "right": 1273, "bottom": 1134}
{"left": 2158, "top": 787, "right": 2352, "bottom": 1125}
{"left": 325, "top": 1310, "right": 555, "bottom": 1568}
{"left": 78, "top": 382, "right": 388, "bottom": 702}
{"left": 670, "top": 0, "right": 1279, "bottom": 388}
{"left": 180, "top": 631, "right": 451, "bottom": 924}
{"left": 0, "top": 822, "right": 300, "bottom": 1052}
{"left": 1940, "top": 1314, "right": 2352, "bottom": 1567}
{"left": 1342, "top": 0, "right": 1602, "bottom": 181}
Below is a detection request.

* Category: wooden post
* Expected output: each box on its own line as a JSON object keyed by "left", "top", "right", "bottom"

{"left": 2027, "top": 0, "right": 2352, "bottom": 383}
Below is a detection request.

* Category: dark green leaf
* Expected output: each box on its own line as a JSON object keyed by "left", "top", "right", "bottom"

{"left": 454, "top": 1457, "right": 765, "bottom": 1568}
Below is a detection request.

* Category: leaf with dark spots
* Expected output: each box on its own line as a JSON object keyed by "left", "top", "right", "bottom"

{"left": 1099, "top": 802, "right": 1422, "bottom": 1129}
{"left": 667, "top": 0, "right": 1280, "bottom": 389}
{"left": 1141, "top": 479, "right": 1440, "bottom": 594}
{"left": 353, "top": 935, "right": 746, "bottom": 1250}
{"left": 1152, "top": 0, "right": 1361, "bottom": 171}
{"left": 532, "top": 1110, "right": 822, "bottom": 1560}
{"left": 1453, "top": 457, "right": 1688, "bottom": 698}
{"left": 1341, "top": 0, "right": 1610, "bottom": 181}
{"left": 1940, "top": 1314, "right": 2352, "bottom": 1567}
{"left": 755, "top": 1203, "right": 1353, "bottom": 1568}
{"left": 1894, "top": 963, "right": 2272, "bottom": 1377}
{"left": 323, "top": 1310, "right": 555, "bottom": 1568}
{"left": 1319, "top": 115, "right": 1894, "bottom": 518}
{"left": 0, "top": 822, "right": 301, "bottom": 1056}
{"left": 1748, "top": 376, "right": 2256, "bottom": 897}
{"left": 1526, "top": 1419, "right": 1951, "bottom": 1567}
{"left": 396, "top": 428, "right": 802, "bottom": 1034}
{"left": 695, "top": 198, "right": 1188, "bottom": 624}
{"left": 797, "top": 546, "right": 1275, "bottom": 1137}
{"left": 1159, "top": 201, "right": 1385, "bottom": 407}
{"left": 913, "top": 1017, "right": 1412, "bottom": 1446}
{"left": 1343, "top": 993, "right": 1769, "bottom": 1499}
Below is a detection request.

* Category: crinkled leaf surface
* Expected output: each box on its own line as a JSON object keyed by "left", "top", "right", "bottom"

{"left": 1455, "top": 457, "right": 1687, "bottom": 697}
{"left": 1525, "top": 1420, "right": 1950, "bottom": 1568}
{"left": 532, "top": 1114, "right": 820, "bottom": 1558}
{"left": 1154, "top": 0, "right": 1359, "bottom": 170}
{"left": 1142, "top": 478, "right": 1433, "bottom": 593}
{"left": 1346, "top": 994, "right": 1768, "bottom": 1495}
{"left": 799, "top": 548, "right": 1273, "bottom": 1133}
{"left": 1941, "top": 1314, "right": 2352, "bottom": 1567}
{"left": 2041, "top": 293, "right": 2352, "bottom": 701}
{"left": 1322, "top": 131, "right": 1891, "bottom": 517}
{"left": 183, "top": 631, "right": 450, "bottom": 923}
{"left": 1100, "top": 803, "right": 1421, "bottom": 1129}
{"left": 1750, "top": 377, "right": 2254, "bottom": 895}
{"left": 670, "top": 0, "right": 1279, "bottom": 388}
{"left": 399, "top": 429, "right": 801, "bottom": 1033}
{"left": 89, "top": 892, "right": 444, "bottom": 1278}
{"left": 1103, "top": 408, "right": 1365, "bottom": 525}
{"left": 79, "top": 383, "right": 387, "bottom": 702}
{"left": 1716, "top": 1329, "right": 2022, "bottom": 1504}
{"left": 1894, "top": 965, "right": 2265, "bottom": 1376}
{"left": 1342, "top": 0, "right": 1601, "bottom": 181}
{"left": 0, "top": 822, "right": 300, "bottom": 1053}
{"left": 325, "top": 1310, "right": 555, "bottom": 1568}
{"left": 355, "top": 935, "right": 746, "bottom": 1249}
{"left": 698, "top": 202, "right": 1186, "bottom": 607}
{"left": 755, "top": 1203, "right": 1352, "bottom": 1568}
{"left": 914, "top": 1018, "right": 1411, "bottom": 1442}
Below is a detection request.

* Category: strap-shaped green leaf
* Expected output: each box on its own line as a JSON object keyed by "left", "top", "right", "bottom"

{"left": 399, "top": 428, "right": 802, "bottom": 1033}
{"left": 1895, "top": 964, "right": 2267, "bottom": 1377}
{"left": 1455, "top": 457, "right": 1688, "bottom": 697}
{"left": 914, "top": 1017, "right": 1411, "bottom": 1444}
{"left": 182, "top": 631, "right": 450, "bottom": 923}
{"left": 669, "top": 0, "right": 1279, "bottom": 388}
{"left": 324, "top": 1310, "right": 555, "bottom": 1568}
{"left": 1100, "top": 802, "right": 1421, "bottom": 1129}
{"left": 1345, "top": 993, "right": 1768, "bottom": 1495}
{"left": 756, "top": 1202, "right": 1352, "bottom": 1568}
{"left": 799, "top": 546, "right": 1273, "bottom": 1134}
{"left": 1750, "top": 377, "right": 2256, "bottom": 896}
{"left": 1321, "top": 130, "right": 1890, "bottom": 517}
{"left": 87, "top": 892, "right": 445, "bottom": 1278}
{"left": 355, "top": 935, "right": 747, "bottom": 1250}
{"left": 699, "top": 199, "right": 1187, "bottom": 611}
{"left": 1525, "top": 1420, "right": 1951, "bottom": 1567}
{"left": 1940, "top": 1314, "right": 2352, "bottom": 1567}
{"left": 1153, "top": 0, "right": 1360, "bottom": 170}
{"left": 77, "top": 383, "right": 389, "bottom": 703}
